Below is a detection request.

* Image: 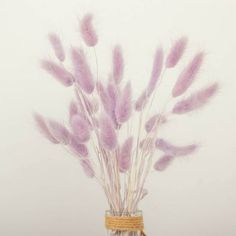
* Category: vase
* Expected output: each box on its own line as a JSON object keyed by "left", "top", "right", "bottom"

{"left": 106, "top": 210, "right": 144, "bottom": 236}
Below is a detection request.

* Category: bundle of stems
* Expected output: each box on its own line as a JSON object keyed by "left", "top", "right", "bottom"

{"left": 34, "top": 13, "right": 219, "bottom": 215}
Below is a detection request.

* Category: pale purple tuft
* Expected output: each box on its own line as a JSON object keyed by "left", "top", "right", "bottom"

{"left": 69, "top": 135, "right": 89, "bottom": 157}
{"left": 107, "top": 82, "right": 120, "bottom": 127}
{"left": 107, "top": 81, "right": 119, "bottom": 108}
{"left": 71, "top": 47, "right": 95, "bottom": 93}
{"left": 48, "top": 33, "right": 65, "bottom": 62}
{"left": 33, "top": 113, "right": 59, "bottom": 144}
{"left": 172, "top": 52, "right": 205, "bottom": 97}
{"left": 112, "top": 45, "right": 124, "bottom": 84}
{"left": 135, "top": 90, "right": 148, "bottom": 111}
{"left": 80, "top": 13, "right": 98, "bottom": 47}
{"left": 97, "top": 82, "right": 119, "bottom": 127}
{"left": 80, "top": 159, "right": 95, "bottom": 178}
{"left": 99, "top": 115, "right": 117, "bottom": 150}
{"left": 115, "top": 82, "right": 132, "bottom": 123}
{"left": 145, "top": 114, "right": 167, "bottom": 133}
{"left": 155, "top": 138, "right": 198, "bottom": 156}
{"left": 118, "top": 136, "right": 133, "bottom": 172}
{"left": 147, "top": 47, "right": 164, "bottom": 96}
{"left": 70, "top": 114, "right": 90, "bottom": 142}
{"left": 96, "top": 82, "right": 112, "bottom": 114}
{"left": 41, "top": 60, "right": 73, "bottom": 87}
{"left": 69, "top": 101, "right": 78, "bottom": 119}
{"left": 166, "top": 36, "right": 188, "bottom": 68}
{"left": 154, "top": 155, "right": 174, "bottom": 171}
{"left": 47, "top": 120, "right": 70, "bottom": 145}
{"left": 173, "top": 83, "right": 219, "bottom": 114}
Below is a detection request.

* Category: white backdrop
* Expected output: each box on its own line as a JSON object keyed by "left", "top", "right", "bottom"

{"left": 0, "top": 0, "right": 236, "bottom": 235}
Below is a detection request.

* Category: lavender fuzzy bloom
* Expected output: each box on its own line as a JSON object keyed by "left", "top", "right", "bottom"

{"left": 112, "top": 45, "right": 124, "bottom": 84}
{"left": 47, "top": 120, "right": 70, "bottom": 145}
{"left": 80, "top": 13, "right": 98, "bottom": 47}
{"left": 173, "top": 83, "right": 219, "bottom": 114}
{"left": 154, "top": 155, "right": 174, "bottom": 171}
{"left": 71, "top": 47, "right": 95, "bottom": 94}
{"left": 80, "top": 159, "right": 95, "bottom": 178}
{"left": 107, "top": 82, "right": 119, "bottom": 126}
{"left": 107, "top": 82, "right": 119, "bottom": 108}
{"left": 145, "top": 114, "right": 167, "bottom": 133}
{"left": 48, "top": 33, "right": 65, "bottom": 62}
{"left": 69, "top": 135, "right": 89, "bottom": 157}
{"left": 97, "top": 81, "right": 119, "bottom": 127}
{"left": 33, "top": 113, "right": 59, "bottom": 144}
{"left": 115, "top": 82, "right": 132, "bottom": 123}
{"left": 69, "top": 101, "right": 78, "bottom": 119}
{"left": 118, "top": 136, "right": 133, "bottom": 172}
{"left": 99, "top": 115, "right": 117, "bottom": 150}
{"left": 135, "top": 90, "right": 148, "bottom": 111}
{"left": 41, "top": 60, "right": 73, "bottom": 87}
{"left": 97, "top": 82, "right": 112, "bottom": 114}
{"left": 147, "top": 47, "right": 164, "bottom": 96}
{"left": 155, "top": 138, "right": 197, "bottom": 156}
{"left": 166, "top": 37, "right": 188, "bottom": 68}
{"left": 70, "top": 114, "right": 90, "bottom": 143}
{"left": 172, "top": 52, "right": 205, "bottom": 97}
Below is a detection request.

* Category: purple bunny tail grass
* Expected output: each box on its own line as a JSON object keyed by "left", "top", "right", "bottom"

{"left": 118, "top": 136, "right": 133, "bottom": 172}
{"left": 70, "top": 114, "right": 90, "bottom": 143}
{"left": 80, "top": 159, "right": 95, "bottom": 178}
{"left": 69, "top": 100, "right": 78, "bottom": 120}
{"left": 99, "top": 115, "right": 117, "bottom": 150}
{"left": 147, "top": 47, "right": 164, "bottom": 96}
{"left": 107, "top": 81, "right": 119, "bottom": 108}
{"left": 48, "top": 33, "right": 65, "bottom": 62}
{"left": 172, "top": 52, "right": 205, "bottom": 97}
{"left": 154, "top": 155, "right": 174, "bottom": 171}
{"left": 33, "top": 113, "right": 59, "bottom": 144}
{"left": 97, "top": 82, "right": 119, "bottom": 127}
{"left": 145, "top": 114, "right": 167, "bottom": 133}
{"left": 80, "top": 13, "right": 98, "bottom": 47}
{"left": 107, "top": 82, "right": 120, "bottom": 127}
{"left": 41, "top": 60, "right": 73, "bottom": 87}
{"left": 135, "top": 90, "right": 148, "bottom": 111}
{"left": 112, "top": 45, "right": 124, "bottom": 84}
{"left": 115, "top": 82, "right": 132, "bottom": 123}
{"left": 71, "top": 47, "right": 95, "bottom": 94}
{"left": 96, "top": 81, "right": 112, "bottom": 114}
{"left": 69, "top": 135, "right": 89, "bottom": 157}
{"left": 155, "top": 138, "right": 198, "bottom": 156}
{"left": 166, "top": 36, "right": 188, "bottom": 68}
{"left": 173, "top": 82, "right": 219, "bottom": 114}
{"left": 47, "top": 120, "right": 70, "bottom": 145}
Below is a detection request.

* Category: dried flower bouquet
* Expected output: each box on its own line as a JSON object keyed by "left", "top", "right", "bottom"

{"left": 34, "top": 13, "right": 218, "bottom": 235}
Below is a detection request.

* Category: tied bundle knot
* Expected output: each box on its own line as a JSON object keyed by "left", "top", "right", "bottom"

{"left": 105, "top": 215, "right": 146, "bottom": 236}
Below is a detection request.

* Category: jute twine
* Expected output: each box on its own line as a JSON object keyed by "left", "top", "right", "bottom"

{"left": 105, "top": 215, "right": 146, "bottom": 236}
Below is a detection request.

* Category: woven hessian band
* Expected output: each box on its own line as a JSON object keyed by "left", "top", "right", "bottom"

{"left": 105, "top": 215, "right": 146, "bottom": 236}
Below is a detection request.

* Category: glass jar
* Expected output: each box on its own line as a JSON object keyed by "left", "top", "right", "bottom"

{"left": 106, "top": 210, "right": 144, "bottom": 236}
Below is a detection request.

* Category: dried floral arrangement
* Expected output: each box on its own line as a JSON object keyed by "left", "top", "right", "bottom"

{"left": 34, "top": 13, "right": 218, "bottom": 235}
